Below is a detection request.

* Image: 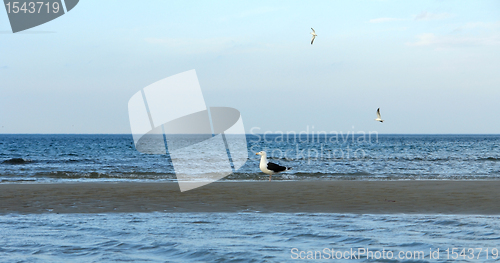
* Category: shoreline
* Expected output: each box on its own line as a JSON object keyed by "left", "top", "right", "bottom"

{"left": 1, "top": 180, "right": 499, "bottom": 214}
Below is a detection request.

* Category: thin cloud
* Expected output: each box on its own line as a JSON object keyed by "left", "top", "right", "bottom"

{"left": 370, "top": 11, "right": 454, "bottom": 24}
{"left": 462, "top": 21, "right": 500, "bottom": 30}
{"left": 369, "top": 17, "right": 405, "bottom": 23}
{"left": 406, "top": 33, "right": 439, "bottom": 46}
{"left": 453, "top": 21, "right": 500, "bottom": 34}
{"left": 407, "top": 33, "right": 500, "bottom": 48}
{"left": 408, "top": 20, "right": 500, "bottom": 48}
{"left": 414, "top": 11, "right": 453, "bottom": 21}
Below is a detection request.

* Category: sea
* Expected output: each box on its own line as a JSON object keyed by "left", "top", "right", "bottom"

{"left": 2, "top": 134, "right": 500, "bottom": 182}
{"left": 1, "top": 134, "right": 500, "bottom": 262}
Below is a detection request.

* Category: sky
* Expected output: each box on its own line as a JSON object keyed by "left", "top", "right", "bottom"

{"left": 1, "top": 0, "right": 499, "bottom": 134}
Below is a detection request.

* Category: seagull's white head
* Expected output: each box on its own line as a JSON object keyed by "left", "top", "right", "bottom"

{"left": 255, "top": 151, "right": 267, "bottom": 156}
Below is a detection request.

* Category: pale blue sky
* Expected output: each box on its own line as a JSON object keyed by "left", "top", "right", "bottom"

{"left": 1, "top": 0, "right": 499, "bottom": 134}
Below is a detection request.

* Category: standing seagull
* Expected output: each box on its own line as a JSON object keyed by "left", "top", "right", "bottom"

{"left": 375, "top": 108, "right": 384, "bottom": 122}
{"left": 256, "top": 151, "right": 292, "bottom": 181}
{"left": 310, "top": 28, "right": 317, "bottom": 45}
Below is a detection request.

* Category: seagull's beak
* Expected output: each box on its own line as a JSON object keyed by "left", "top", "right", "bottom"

{"left": 255, "top": 153, "right": 259, "bottom": 155}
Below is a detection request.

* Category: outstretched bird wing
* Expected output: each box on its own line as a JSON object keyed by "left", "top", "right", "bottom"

{"left": 311, "top": 35, "right": 315, "bottom": 45}
{"left": 376, "top": 108, "right": 381, "bottom": 119}
{"left": 311, "top": 28, "right": 315, "bottom": 33}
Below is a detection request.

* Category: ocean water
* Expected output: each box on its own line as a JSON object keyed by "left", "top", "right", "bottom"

{"left": 2, "top": 134, "right": 500, "bottom": 262}
{"left": 1, "top": 213, "right": 499, "bottom": 262}
{"left": 1, "top": 134, "right": 500, "bottom": 182}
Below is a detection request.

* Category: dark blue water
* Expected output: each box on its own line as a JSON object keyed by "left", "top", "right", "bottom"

{"left": 1, "top": 134, "right": 500, "bottom": 182}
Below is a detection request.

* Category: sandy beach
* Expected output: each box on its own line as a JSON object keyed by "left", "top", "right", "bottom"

{"left": 1, "top": 180, "right": 499, "bottom": 214}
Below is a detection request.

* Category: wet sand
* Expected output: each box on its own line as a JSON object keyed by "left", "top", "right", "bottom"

{"left": 1, "top": 181, "right": 499, "bottom": 214}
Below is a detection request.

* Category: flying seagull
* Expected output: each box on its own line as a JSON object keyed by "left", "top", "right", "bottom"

{"left": 310, "top": 28, "right": 317, "bottom": 45}
{"left": 375, "top": 108, "right": 384, "bottom": 122}
{"left": 256, "top": 151, "right": 292, "bottom": 181}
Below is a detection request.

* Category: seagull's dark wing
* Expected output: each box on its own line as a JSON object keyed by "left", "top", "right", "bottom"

{"left": 376, "top": 108, "right": 381, "bottom": 118}
{"left": 267, "top": 162, "right": 287, "bottom": 173}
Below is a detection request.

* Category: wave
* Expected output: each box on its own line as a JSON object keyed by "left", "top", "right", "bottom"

{"left": 0, "top": 171, "right": 373, "bottom": 180}
{"left": 2, "top": 158, "right": 32, "bottom": 165}
{"left": 1, "top": 157, "right": 110, "bottom": 165}
{"left": 2, "top": 171, "right": 500, "bottom": 181}
{"left": 478, "top": 157, "right": 500, "bottom": 162}
{"left": 41, "top": 171, "right": 178, "bottom": 179}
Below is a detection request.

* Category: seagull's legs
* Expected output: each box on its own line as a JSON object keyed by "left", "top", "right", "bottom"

{"left": 269, "top": 175, "right": 272, "bottom": 181}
